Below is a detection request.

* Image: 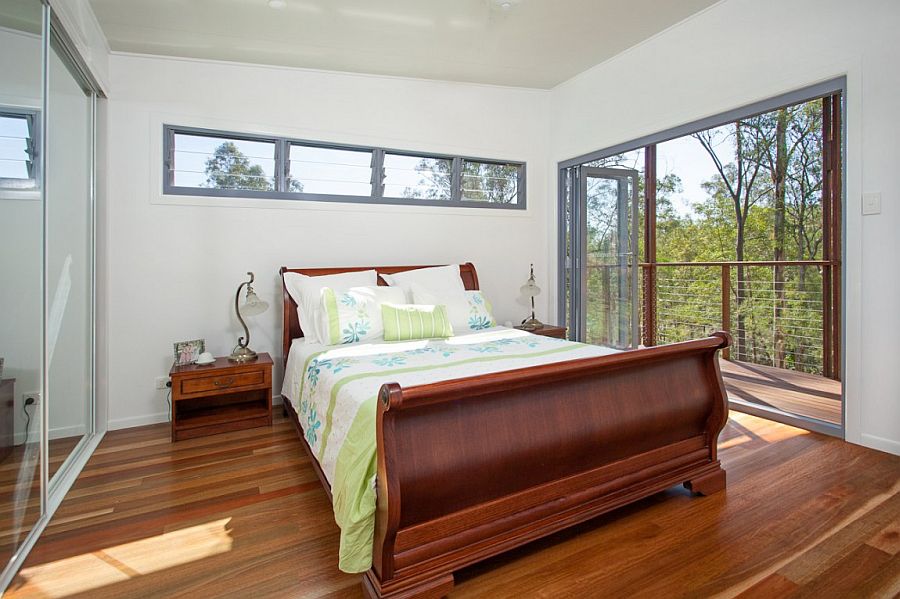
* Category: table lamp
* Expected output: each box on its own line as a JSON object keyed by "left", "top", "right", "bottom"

{"left": 519, "top": 264, "right": 544, "bottom": 330}
{"left": 230, "top": 272, "right": 269, "bottom": 362}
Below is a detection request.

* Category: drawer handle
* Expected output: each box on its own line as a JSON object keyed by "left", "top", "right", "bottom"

{"left": 214, "top": 377, "right": 235, "bottom": 388}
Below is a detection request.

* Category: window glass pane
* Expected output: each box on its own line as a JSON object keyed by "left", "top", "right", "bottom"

{"left": 461, "top": 160, "right": 519, "bottom": 204}
{"left": 0, "top": 113, "right": 36, "bottom": 184}
{"left": 585, "top": 148, "right": 646, "bottom": 261}
{"left": 171, "top": 132, "right": 276, "bottom": 191}
{"left": 383, "top": 153, "right": 451, "bottom": 200}
{"left": 162, "top": 126, "right": 525, "bottom": 209}
{"left": 288, "top": 144, "right": 372, "bottom": 196}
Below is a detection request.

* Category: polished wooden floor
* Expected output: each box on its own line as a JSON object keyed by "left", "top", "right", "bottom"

{"left": 7, "top": 410, "right": 899, "bottom": 598}
{"left": 1, "top": 435, "right": 90, "bottom": 567}
{"left": 720, "top": 359, "right": 842, "bottom": 426}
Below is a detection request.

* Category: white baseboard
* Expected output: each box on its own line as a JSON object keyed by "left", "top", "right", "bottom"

{"left": 107, "top": 394, "right": 283, "bottom": 432}
{"left": 107, "top": 411, "right": 168, "bottom": 430}
{"left": 860, "top": 433, "right": 900, "bottom": 456}
{"left": 49, "top": 424, "right": 87, "bottom": 441}
{"left": 13, "top": 424, "right": 87, "bottom": 445}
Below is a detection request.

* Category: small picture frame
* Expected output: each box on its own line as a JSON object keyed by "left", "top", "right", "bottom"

{"left": 173, "top": 339, "right": 205, "bottom": 366}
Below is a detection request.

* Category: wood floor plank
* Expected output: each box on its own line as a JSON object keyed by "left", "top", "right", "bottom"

{"left": 790, "top": 544, "right": 893, "bottom": 598}
{"left": 7, "top": 411, "right": 899, "bottom": 598}
{"left": 868, "top": 519, "right": 900, "bottom": 556}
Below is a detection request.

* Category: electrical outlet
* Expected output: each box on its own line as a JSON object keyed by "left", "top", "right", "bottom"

{"left": 155, "top": 376, "right": 171, "bottom": 390}
{"left": 22, "top": 392, "right": 39, "bottom": 407}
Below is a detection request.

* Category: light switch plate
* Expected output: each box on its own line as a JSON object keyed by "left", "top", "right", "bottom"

{"left": 862, "top": 192, "right": 881, "bottom": 215}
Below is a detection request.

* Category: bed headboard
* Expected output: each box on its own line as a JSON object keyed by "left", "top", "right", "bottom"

{"left": 278, "top": 263, "right": 480, "bottom": 364}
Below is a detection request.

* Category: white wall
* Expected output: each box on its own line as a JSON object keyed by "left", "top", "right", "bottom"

{"left": 105, "top": 54, "right": 552, "bottom": 429}
{"left": 549, "top": 0, "right": 900, "bottom": 454}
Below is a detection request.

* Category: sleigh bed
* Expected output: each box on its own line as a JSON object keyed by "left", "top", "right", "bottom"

{"left": 279, "top": 263, "right": 730, "bottom": 598}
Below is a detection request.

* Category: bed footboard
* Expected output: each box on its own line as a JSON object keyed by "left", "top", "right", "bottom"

{"left": 364, "top": 333, "right": 730, "bottom": 599}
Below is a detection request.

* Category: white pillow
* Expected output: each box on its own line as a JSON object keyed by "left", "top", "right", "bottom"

{"left": 381, "top": 264, "right": 466, "bottom": 302}
{"left": 411, "top": 284, "right": 496, "bottom": 332}
{"left": 318, "top": 285, "right": 406, "bottom": 345}
{"left": 283, "top": 270, "right": 377, "bottom": 343}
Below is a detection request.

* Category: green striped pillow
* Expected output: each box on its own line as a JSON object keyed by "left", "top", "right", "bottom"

{"left": 381, "top": 304, "right": 454, "bottom": 341}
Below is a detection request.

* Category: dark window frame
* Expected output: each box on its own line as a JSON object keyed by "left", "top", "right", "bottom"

{"left": 163, "top": 124, "right": 526, "bottom": 210}
{"left": 0, "top": 107, "right": 41, "bottom": 192}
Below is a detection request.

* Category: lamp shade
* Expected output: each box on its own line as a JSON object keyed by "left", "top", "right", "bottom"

{"left": 241, "top": 289, "right": 269, "bottom": 317}
{"left": 520, "top": 279, "right": 541, "bottom": 298}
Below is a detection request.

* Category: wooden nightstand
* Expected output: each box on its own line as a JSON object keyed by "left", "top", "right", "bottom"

{"left": 0, "top": 379, "right": 13, "bottom": 462}
{"left": 515, "top": 324, "right": 568, "bottom": 339}
{"left": 169, "top": 353, "right": 273, "bottom": 441}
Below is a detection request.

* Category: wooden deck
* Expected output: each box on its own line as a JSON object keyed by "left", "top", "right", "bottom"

{"left": 720, "top": 359, "right": 842, "bottom": 426}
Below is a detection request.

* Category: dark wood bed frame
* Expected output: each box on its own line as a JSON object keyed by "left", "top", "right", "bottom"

{"left": 279, "top": 263, "right": 730, "bottom": 598}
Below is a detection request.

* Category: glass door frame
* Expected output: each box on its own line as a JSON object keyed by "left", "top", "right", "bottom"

{"left": 559, "top": 164, "right": 639, "bottom": 347}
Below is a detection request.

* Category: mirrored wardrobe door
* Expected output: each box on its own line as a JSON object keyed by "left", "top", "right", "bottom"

{"left": 0, "top": 0, "right": 45, "bottom": 569}
{"left": 45, "top": 26, "right": 94, "bottom": 485}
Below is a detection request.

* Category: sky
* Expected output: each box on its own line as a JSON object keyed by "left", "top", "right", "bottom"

{"left": 656, "top": 124, "right": 736, "bottom": 219}
{"left": 0, "top": 115, "right": 30, "bottom": 179}
{"left": 172, "top": 133, "right": 454, "bottom": 198}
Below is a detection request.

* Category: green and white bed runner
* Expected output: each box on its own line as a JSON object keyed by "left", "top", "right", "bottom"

{"left": 286, "top": 327, "right": 616, "bottom": 573}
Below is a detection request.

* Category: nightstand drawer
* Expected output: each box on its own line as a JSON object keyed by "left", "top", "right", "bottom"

{"left": 179, "top": 370, "right": 265, "bottom": 396}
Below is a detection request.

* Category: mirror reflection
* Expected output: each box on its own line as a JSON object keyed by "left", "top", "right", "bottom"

{"left": 46, "top": 30, "right": 94, "bottom": 482}
{"left": 0, "top": 0, "right": 44, "bottom": 568}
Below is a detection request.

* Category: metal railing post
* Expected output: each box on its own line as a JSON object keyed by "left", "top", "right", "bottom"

{"left": 721, "top": 264, "right": 731, "bottom": 361}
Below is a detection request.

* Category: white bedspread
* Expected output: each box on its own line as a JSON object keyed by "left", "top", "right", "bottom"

{"left": 280, "top": 326, "right": 619, "bottom": 573}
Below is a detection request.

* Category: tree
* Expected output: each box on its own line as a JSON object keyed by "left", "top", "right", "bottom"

{"left": 693, "top": 120, "right": 768, "bottom": 361}
{"left": 401, "top": 158, "right": 451, "bottom": 200}
{"left": 561, "top": 99, "right": 830, "bottom": 376}
{"left": 205, "top": 142, "right": 273, "bottom": 191}
{"left": 402, "top": 159, "right": 518, "bottom": 203}
{"left": 204, "top": 142, "right": 304, "bottom": 193}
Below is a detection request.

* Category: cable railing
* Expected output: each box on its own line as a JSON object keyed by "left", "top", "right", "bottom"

{"left": 643, "top": 261, "right": 833, "bottom": 376}
{"left": 574, "top": 259, "right": 837, "bottom": 377}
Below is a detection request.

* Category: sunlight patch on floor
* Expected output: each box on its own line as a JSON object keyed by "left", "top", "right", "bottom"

{"left": 724, "top": 412, "right": 811, "bottom": 447}
{"left": 16, "top": 518, "right": 233, "bottom": 597}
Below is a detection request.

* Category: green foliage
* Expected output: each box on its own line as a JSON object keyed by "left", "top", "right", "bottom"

{"left": 573, "top": 99, "right": 829, "bottom": 374}
{"left": 403, "top": 159, "right": 518, "bottom": 203}
{"left": 204, "top": 142, "right": 273, "bottom": 191}
{"left": 204, "top": 142, "right": 304, "bottom": 192}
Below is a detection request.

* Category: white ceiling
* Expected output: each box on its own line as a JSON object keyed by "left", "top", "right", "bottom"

{"left": 88, "top": 0, "right": 717, "bottom": 89}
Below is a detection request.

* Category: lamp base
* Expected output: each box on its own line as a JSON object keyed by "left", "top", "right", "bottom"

{"left": 519, "top": 317, "right": 544, "bottom": 331}
{"left": 229, "top": 346, "right": 258, "bottom": 362}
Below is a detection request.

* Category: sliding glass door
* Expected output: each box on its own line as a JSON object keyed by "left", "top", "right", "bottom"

{"left": 46, "top": 24, "right": 95, "bottom": 484}
{"left": 561, "top": 166, "right": 639, "bottom": 348}
{"left": 558, "top": 80, "right": 845, "bottom": 437}
{"left": 0, "top": 0, "right": 44, "bottom": 571}
{"left": 0, "top": 2, "right": 102, "bottom": 590}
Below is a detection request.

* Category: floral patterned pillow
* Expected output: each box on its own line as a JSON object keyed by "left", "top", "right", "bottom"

{"left": 411, "top": 284, "right": 496, "bottom": 332}
{"left": 319, "top": 286, "right": 406, "bottom": 345}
